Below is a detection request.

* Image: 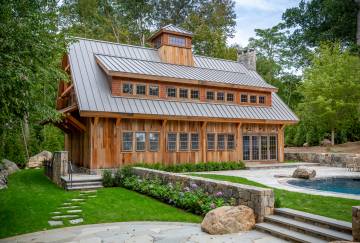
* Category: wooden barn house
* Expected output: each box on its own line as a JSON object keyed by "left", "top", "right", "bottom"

{"left": 56, "top": 24, "right": 298, "bottom": 173}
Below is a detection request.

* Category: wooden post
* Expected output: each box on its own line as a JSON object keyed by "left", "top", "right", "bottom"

{"left": 236, "top": 123, "right": 243, "bottom": 161}
{"left": 278, "top": 124, "right": 285, "bottom": 162}
{"left": 115, "top": 118, "right": 122, "bottom": 167}
{"left": 201, "top": 121, "right": 207, "bottom": 162}
{"left": 160, "top": 120, "right": 167, "bottom": 163}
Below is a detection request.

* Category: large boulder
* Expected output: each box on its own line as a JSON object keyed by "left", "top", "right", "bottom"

{"left": 320, "top": 139, "right": 332, "bottom": 147}
{"left": 1, "top": 159, "right": 19, "bottom": 175}
{"left": 0, "top": 172, "right": 7, "bottom": 190}
{"left": 201, "top": 205, "right": 256, "bottom": 234}
{"left": 292, "top": 166, "right": 316, "bottom": 179}
{"left": 28, "top": 151, "right": 52, "bottom": 169}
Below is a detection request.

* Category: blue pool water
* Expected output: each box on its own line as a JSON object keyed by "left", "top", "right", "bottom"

{"left": 287, "top": 178, "right": 360, "bottom": 195}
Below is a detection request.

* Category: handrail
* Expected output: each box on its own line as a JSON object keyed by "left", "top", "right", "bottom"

{"left": 68, "top": 160, "right": 73, "bottom": 189}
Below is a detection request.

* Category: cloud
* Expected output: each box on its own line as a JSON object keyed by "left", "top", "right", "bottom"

{"left": 233, "top": 0, "right": 277, "bottom": 11}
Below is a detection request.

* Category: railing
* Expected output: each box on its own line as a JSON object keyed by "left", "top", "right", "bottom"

{"left": 68, "top": 160, "right": 73, "bottom": 189}
{"left": 44, "top": 156, "right": 54, "bottom": 179}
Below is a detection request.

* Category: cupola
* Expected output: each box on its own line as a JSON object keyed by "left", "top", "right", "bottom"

{"left": 148, "top": 24, "right": 194, "bottom": 66}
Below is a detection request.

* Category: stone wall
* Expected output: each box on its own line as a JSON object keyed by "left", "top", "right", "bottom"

{"left": 285, "top": 152, "right": 360, "bottom": 167}
{"left": 45, "top": 151, "right": 68, "bottom": 187}
{"left": 131, "top": 167, "right": 274, "bottom": 222}
{"left": 353, "top": 206, "right": 360, "bottom": 241}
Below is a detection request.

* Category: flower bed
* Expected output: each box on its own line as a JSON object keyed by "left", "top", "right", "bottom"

{"left": 134, "top": 161, "right": 245, "bottom": 173}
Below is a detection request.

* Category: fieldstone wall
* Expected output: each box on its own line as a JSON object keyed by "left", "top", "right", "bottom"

{"left": 131, "top": 167, "right": 274, "bottom": 222}
{"left": 45, "top": 151, "right": 68, "bottom": 187}
{"left": 353, "top": 206, "right": 360, "bottom": 241}
{"left": 285, "top": 152, "right": 360, "bottom": 167}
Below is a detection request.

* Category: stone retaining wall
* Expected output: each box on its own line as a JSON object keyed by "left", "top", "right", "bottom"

{"left": 131, "top": 167, "right": 274, "bottom": 222}
{"left": 353, "top": 206, "right": 360, "bottom": 241}
{"left": 285, "top": 152, "right": 360, "bottom": 167}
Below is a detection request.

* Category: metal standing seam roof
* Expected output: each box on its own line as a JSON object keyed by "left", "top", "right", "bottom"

{"left": 68, "top": 38, "right": 298, "bottom": 122}
{"left": 161, "top": 24, "right": 193, "bottom": 35}
{"left": 95, "top": 54, "right": 276, "bottom": 89}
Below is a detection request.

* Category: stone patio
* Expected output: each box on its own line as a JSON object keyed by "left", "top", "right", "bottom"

{"left": 0, "top": 222, "right": 288, "bottom": 243}
{"left": 197, "top": 165, "right": 360, "bottom": 200}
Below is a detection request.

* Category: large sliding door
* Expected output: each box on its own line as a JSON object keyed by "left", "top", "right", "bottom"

{"left": 242, "top": 134, "right": 277, "bottom": 161}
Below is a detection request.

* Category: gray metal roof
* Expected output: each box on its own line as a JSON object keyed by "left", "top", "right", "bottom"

{"left": 68, "top": 38, "right": 298, "bottom": 122}
{"left": 161, "top": 24, "right": 193, "bottom": 35}
{"left": 95, "top": 54, "right": 276, "bottom": 89}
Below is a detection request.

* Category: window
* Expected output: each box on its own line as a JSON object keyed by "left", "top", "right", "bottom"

{"left": 179, "top": 133, "right": 189, "bottom": 151}
{"left": 243, "top": 136, "right": 250, "bottom": 160}
{"left": 191, "top": 90, "right": 199, "bottom": 99}
{"left": 167, "top": 87, "right": 176, "bottom": 97}
{"left": 217, "top": 92, "right": 225, "bottom": 101}
{"left": 261, "top": 136, "right": 268, "bottom": 160}
{"left": 154, "top": 37, "right": 161, "bottom": 48}
{"left": 179, "top": 88, "right": 188, "bottom": 98}
{"left": 123, "top": 83, "right": 133, "bottom": 94}
{"left": 169, "top": 35, "right": 186, "bottom": 47}
{"left": 135, "top": 132, "right": 146, "bottom": 151}
{"left": 136, "top": 84, "right": 146, "bottom": 95}
{"left": 149, "top": 85, "right": 159, "bottom": 96}
{"left": 217, "top": 134, "right": 225, "bottom": 150}
{"left": 259, "top": 96, "right": 266, "bottom": 104}
{"left": 206, "top": 91, "right": 214, "bottom": 100}
{"left": 167, "top": 133, "right": 177, "bottom": 151}
{"left": 191, "top": 133, "right": 199, "bottom": 150}
{"left": 250, "top": 95, "right": 257, "bottom": 103}
{"left": 207, "top": 134, "right": 215, "bottom": 150}
{"left": 252, "top": 136, "right": 259, "bottom": 160}
{"left": 269, "top": 136, "right": 277, "bottom": 160}
{"left": 227, "top": 93, "right": 234, "bottom": 102}
{"left": 149, "top": 132, "right": 159, "bottom": 151}
{"left": 241, "top": 94, "right": 248, "bottom": 103}
{"left": 227, "top": 134, "right": 235, "bottom": 150}
{"left": 122, "top": 132, "right": 133, "bottom": 151}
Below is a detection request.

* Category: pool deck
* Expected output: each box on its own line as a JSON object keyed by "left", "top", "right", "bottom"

{"left": 196, "top": 165, "right": 360, "bottom": 200}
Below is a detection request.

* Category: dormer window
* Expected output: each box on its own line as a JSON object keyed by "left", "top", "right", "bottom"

{"left": 123, "top": 83, "right": 133, "bottom": 94}
{"left": 169, "top": 35, "right": 186, "bottom": 47}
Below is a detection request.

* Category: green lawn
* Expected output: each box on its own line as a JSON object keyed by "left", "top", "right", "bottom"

{"left": 0, "top": 170, "right": 201, "bottom": 239}
{"left": 190, "top": 173, "right": 360, "bottom": 222}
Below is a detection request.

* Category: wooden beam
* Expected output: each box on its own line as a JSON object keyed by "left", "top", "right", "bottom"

{"left": 236, "top": 123, "right": 243, "bottom": 161}
{"left": 201, "top": 121, "right": 207, "bottom": 163}
{"left": 160, "top": 120, "right": 168, "bottom": 163}
{"left": 278, "top": 125, "right": 285, "bottom": 162}
{"left": 57, "top": 104, "right": 78, "bottom": 114}
{"left": 64, "top": 63, "right": 70, "bottom": 71}
{"left": 60, "top": 84, "right": 74, "bottom": 98}
{"left": 80, "top": 111, "right": 298, "bottom": 125}
{"left": 66, "top": 115, "right": 86, "bottom": 132}
{"left": 116, "top": 118, "right": 121, "bottom": 127}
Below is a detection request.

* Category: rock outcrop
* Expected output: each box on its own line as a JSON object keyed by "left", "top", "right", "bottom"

{"left": 0, "top": 159, "right": 19, "bottom": 189}
{"left": 201, "top": 205, "right": 256, "bottom": 234}
{"left": 28, "top": 151, "right": 52, "bottom": 169}
{"left": 292, "top": 166, "right": 316, "bottom": 179}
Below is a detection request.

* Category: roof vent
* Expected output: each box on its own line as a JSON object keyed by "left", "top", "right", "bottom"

{"left": 237, "top": 48, "right": 256, "bottom": 71}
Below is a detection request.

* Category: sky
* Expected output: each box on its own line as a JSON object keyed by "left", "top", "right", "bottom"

{"left": 229, "top": 0, "right": 300, "bottom": 47}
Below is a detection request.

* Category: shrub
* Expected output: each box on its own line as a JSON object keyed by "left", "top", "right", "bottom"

{"left": 134, "top": 161, "right": 245, "bottom": 173}
{"left": 113, "top": 168, "right": 122, "bottom": 187}
{"left": 120, "top": 173, "right": 229, "bottom": 215}
{"left": 102, "top": 169, "right": 113, "bottom": 187}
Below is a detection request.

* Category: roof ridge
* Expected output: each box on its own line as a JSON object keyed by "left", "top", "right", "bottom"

{"left": 95, "top": 53, "right": 247, "bottom": 75}
{"left": 194, "top": 54, "right": 242, "bottom": 65}
{"left": 72, "top": 36, "right": 158, "bottom": 51}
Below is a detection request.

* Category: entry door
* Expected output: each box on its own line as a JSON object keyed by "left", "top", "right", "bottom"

{"left": 242, "top": 135, "right": 277, "bottom": 161}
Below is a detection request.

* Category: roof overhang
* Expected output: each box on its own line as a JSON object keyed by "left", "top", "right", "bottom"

{"left": 148, "top": 29, "right": 193, "bottom": 42}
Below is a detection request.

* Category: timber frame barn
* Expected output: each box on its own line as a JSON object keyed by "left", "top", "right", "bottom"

{"left": 56, "top": 25, "right": 298, "bottom": 173}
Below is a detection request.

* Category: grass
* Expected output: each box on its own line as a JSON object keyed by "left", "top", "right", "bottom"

{"left": 0, "top": 170, "right": 201, "bottom": 239}
{"left": 190, "top": 173, "right": 360, "bottom": 222}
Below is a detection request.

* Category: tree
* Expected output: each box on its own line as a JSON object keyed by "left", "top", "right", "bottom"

{"left": 298, "top": 43, "right": 360, "bottom": 145}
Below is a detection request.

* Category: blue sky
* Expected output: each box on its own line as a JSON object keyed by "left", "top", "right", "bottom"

{"left": 229, "top": 0, "right": 300, "bottom": 46}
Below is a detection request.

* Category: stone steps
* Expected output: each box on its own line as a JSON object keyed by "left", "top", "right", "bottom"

{"left": 255, "top": 208, "right": 353, "bottom": 243}
{"left": 61, "top": 175, "right": 103, "bottom": 190}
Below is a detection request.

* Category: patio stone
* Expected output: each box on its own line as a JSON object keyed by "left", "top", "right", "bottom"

{"left": 50, "top": 212, "right": 61, "bottom": 215}
{"left": 58, "top": 206, "right": 80, "bottom": 209}
{"left": 62, "top": 202, "right": 72, "bottom": 206}
{"left": 69, "top": 218, "right": 84, "bottom": 225}
{"left": 48, "top": 220, "right": 63, "bottom": 226}
{"left": 71, "top": 198, "right": 85, "bottom": 202}
{"left": 67, "top": 210, "right": 82, "bottom": 213}
{"left": 52, "top": 215, "right": 79, "bottom": 219}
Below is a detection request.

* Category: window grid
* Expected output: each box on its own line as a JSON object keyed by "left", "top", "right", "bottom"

{"left": 122, "top": 132, "right": 133, "bottom": 151}
{"left": 252, "top": 136, "right": 259, "bottom": 160}
{"left": 227, "top": 93, "right": 234, "bottom": 102}
{"left": 136, "top": 85, "right": 146, "bottom": 95}
{"left": 261, "top": 136, "right": 268, "bottom": 160}
{"left": 149, "top": 132, "right": 159, "bottom": 151}
{"left": 269, "top": 136, "right": 277, "bottom": 160}
{"left": 191, "top": 90, "right": 199, "bottom": 99}
{"left": 135, "top": 132, "right": 146, "bottom": 151}
{"left": 149, "top": 85, "right": 159, "bottom": 96}
{"left": 259, "top": 96, "right": 266, "bottom": 104}
{"left": 217, "top": 92, "right": 225, "bottom": 101}
{"left": 227, "top": 134, "right": 235, "bottom": 150}
{"left": 179, "top": 89, "right": 188, "bottom": 99}
{"left": 217, "top": 134, "right": 226, "bottom": 150}
{"left": 207, "top": 134, "right": 215, "bottom": 150}
{"left": 250, "top": 95, "right": 257, "bottom": 103}
{"left": 241, "top": 94, "right": 248, "bottom": 103}
{"left": 179, "top": 133, "right": 189, "bottom": 151}
{"left": 243, "top": 136, "right": 250, "bottom": 160}
{"left": 123, "top": 83, "right": 133, "bottom": 94}
{"left": 191, "top": 133, "right": 199, "bottom": 150}
{"left": 169, "top": 35, "right": 186, "bottom": 47}
{"left": 206, "top": 91, "right": 214, "bottom": 100}
{"left": 167, "top": 133, "right": 177, "bottom": 151}
{"left": 167, "top": 87, "right": 177, "bottom": 97}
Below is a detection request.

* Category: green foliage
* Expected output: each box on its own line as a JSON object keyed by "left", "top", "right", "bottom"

{"left": 102, "top": 170, "right": 113, "bottom": 187}
{"left": 135, "top": 161, "right": 245, "bottom": 173}
{"left": 121, "top": 174, "right": 231, "bottom": 215}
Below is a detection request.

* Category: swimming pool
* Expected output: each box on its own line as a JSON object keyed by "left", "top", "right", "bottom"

{"left": 287, "top": 177, "right": 360, "bottom": 195}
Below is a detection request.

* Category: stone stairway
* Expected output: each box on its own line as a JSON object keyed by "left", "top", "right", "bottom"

{"left": 61, "top": 174, "right": 103, "bottom": 190}
{"left": 255, "top": 208, "right": 353, "bottom": 243}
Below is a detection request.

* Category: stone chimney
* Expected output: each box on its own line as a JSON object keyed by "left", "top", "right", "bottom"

{"left": 237, "top": 48, "right": 256, "bottom": 71}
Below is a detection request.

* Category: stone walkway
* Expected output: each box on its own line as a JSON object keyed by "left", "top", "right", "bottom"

{"left": 48, "top": 190, "right": 97, "bottom": 227}
{"left": 0, "top": 222, "right": 287, "bottom": 243}
{"left": 198, "top": 166, "right": 360, "bottom": 199}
